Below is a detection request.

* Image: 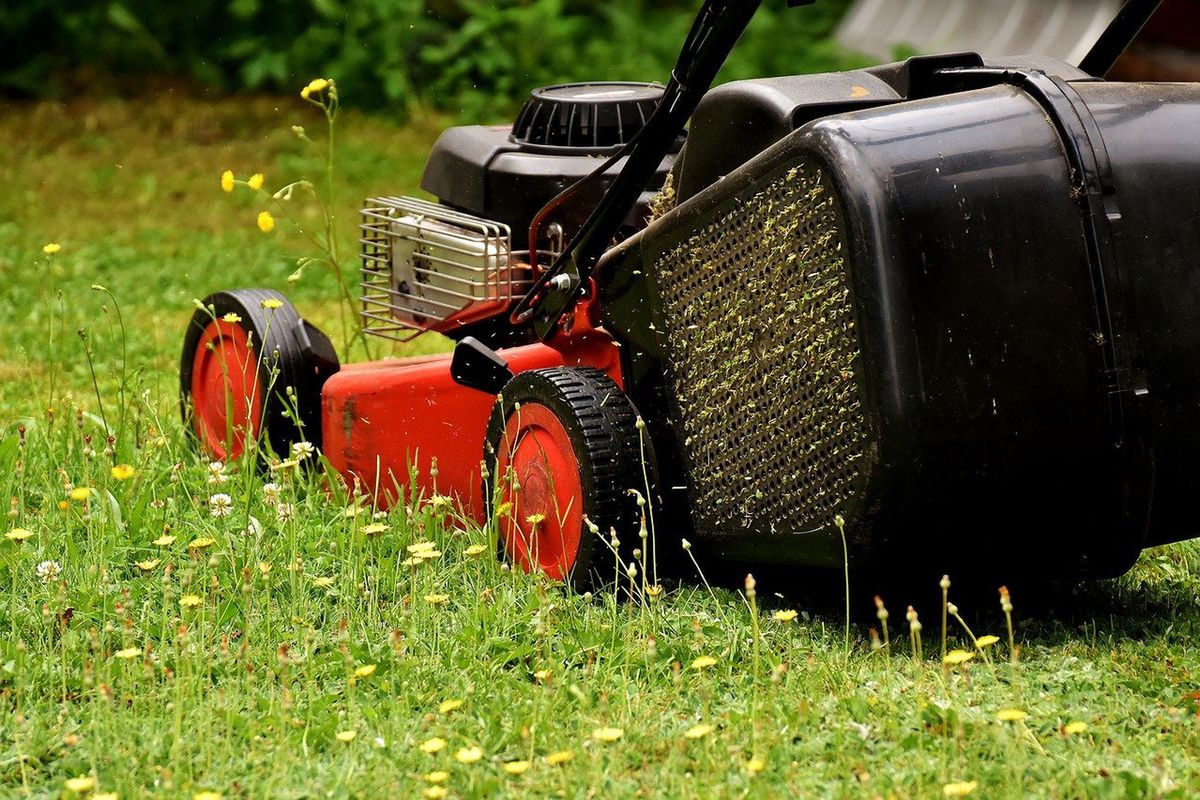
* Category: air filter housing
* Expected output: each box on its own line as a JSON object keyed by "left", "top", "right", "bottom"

{"left": 599, "top": 65, "right": 1200, "bottom": 581}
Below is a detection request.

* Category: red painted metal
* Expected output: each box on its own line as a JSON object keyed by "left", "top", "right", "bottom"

{"left": 320, "top": 311, "right": 622, "bottom": 519}
{"left": 190, "top": 319, "right": 262, "bottom": 461}
{"left": 493, "top": 403, "right": 584, "bottom": 578}
{"left": 427, "top": 259, "right": 537, "bottom": 336}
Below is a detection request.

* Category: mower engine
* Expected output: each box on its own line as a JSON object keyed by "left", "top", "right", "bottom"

{"left": 182, "top": 0, "right": 1200, "bottom": 588}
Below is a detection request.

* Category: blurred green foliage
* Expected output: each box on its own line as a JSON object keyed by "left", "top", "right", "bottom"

{"left": 0, "top": 0, "right": 862, "bottom": 119}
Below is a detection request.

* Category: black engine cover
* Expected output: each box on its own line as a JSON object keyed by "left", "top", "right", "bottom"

{"left": 421, "top": 83, "right": 677, "bottom": 251}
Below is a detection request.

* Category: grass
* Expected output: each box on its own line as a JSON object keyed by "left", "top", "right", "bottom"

{"left": 2, "top": 87, "right": 1200, "bottom": 799}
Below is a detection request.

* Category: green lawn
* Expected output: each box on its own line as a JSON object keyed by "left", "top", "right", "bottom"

{"left": 2, "top": 89, "right": 1200, "bottom": 799}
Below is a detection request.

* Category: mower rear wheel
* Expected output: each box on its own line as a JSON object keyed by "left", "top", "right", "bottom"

{"left": 484, "top": 367, "right": 644, "bottom": 589}
{"left": 180, "top": 289, "right": 337, "bottom": 463}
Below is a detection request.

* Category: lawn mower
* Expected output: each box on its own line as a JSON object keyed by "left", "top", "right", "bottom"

{"left": 181, "top": 0, "right": 1200, "bottom": 588}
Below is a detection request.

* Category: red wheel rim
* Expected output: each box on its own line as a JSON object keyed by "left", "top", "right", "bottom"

{"left": 494, "top": 403, "right": 584, "bottom": 580}
{"left": 189, "top": 319, "right": 263, "bottom": 461}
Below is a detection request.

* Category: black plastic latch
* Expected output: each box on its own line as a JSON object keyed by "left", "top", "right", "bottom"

{"left": 451, "top": 337, "right": 515, "bottom": 395}
{"left": 296, "top": 319, "right": 341, "bottom": 378}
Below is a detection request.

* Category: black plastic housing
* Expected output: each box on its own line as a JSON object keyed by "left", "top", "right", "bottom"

{"left": 422, "top": 81, "right": 680, "bottom": 252}
{"left": 672, "top": 54, "right": 1091, "bottom": 202}
{"left": 598, "top": 61, "right": 1200, "bottom": 581}
{"left": 511, "top": 82, "right": 664, "bottom": 149}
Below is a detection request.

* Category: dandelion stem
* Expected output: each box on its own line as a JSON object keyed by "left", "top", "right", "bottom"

{"left": 835, "top": 514, "right": 850, "bottom": 654}
{"left": 77, "top": 328, "right": 110, "bottom": 440}
{"left": 90, "top": 284, "right": 128, "bottom": 453}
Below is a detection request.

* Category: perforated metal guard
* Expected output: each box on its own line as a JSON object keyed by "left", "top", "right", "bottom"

{"left": 653, "top": 161, "right": 869, "bottom": 536}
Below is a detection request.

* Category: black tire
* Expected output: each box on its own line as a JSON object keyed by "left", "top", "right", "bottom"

{"left": 484, "top": 367, "right": 647, "bottom": 590}
{"left": 179, "top": 289, "right": 338, "bottom": 463}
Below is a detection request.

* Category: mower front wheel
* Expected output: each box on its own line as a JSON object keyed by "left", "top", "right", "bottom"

{"left": 484, "top": 367, "right": 644, "bottom": 590}
{"left": 180, "top": 289, "right": 337, "bottom": 463}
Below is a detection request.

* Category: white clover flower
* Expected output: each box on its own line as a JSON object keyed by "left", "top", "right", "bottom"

{"left": 291, "top": 441, "right": 315, "bottom": 460}
{"left": 36, "top": 560, "right": 62, "bottom": 583}
{"left": 277, "top": 502, "right": 295, "bottom": 522}
{"left": 262, "top": 482, "right": 282, "bottom": 506}
{"left": 207, "top": 461, "right": 228, "bottom": 485}
{"left": 209, "top": 493, "right": 233, "bottom": 517}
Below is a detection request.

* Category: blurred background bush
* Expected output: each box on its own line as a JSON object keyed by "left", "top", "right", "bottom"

{"left": 0, "top": 0, "right": 861, "bottom": 119}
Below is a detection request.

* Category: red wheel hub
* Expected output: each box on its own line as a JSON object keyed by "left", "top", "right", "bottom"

{"left": 190, "top": 319, "right": 263, "bottom": 461}
{"left": 494, "top": 403, "right": 584, "bottom": 580}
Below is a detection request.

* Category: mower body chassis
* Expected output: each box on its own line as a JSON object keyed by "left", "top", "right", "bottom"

{"left": 321, "top": 331, "right": 621, "bottom": 517}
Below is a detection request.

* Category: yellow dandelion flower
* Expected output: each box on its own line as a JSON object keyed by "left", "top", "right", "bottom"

{"left": 301, "top": 78, "right": 330, "bottom": 98}
{"left": 180, "top": 594, "right": 203, "bottom": 609}
{"left": 591, "top": 727, "right": 624, "bottom": 743}
{"left": 65, "top": 775, "right": 95, "bottom": 792}
{"left": 221, "top": 170, "right": 235, "bottom": 192}
{"left": 257, "top": 211, "right": 275, "bottom": 233}
{"left": 247, "top": 173, "right": 265, "bottom": 190}
{"left": 361, "top": 523, "right": 388, "bottom": 536}
{"left": 43, "top": 242, "right": 63, "bottom": 254}
{"left": 942, "top": 781, "right": 979, "bottom": 797}
{"left": 943, "top": 649, "right": 975, "bottom": 665}
{"left": 6, "top": 528, "right": 34, "bottom": 542}
{"left": 684, "top": 723, "right": 715, "bottom": 739}
{"left": 153, "top": 534, "right": 176, "bottom": 546}
{"left": 93, "top": 794, "right": 119, "bottom": 800}
{"left": 194, "top": 792, "right": 223, "bottom": 800}
{"left": 221, "top": 312, "right": 241, "bottom": 324}
{"left": 110, "top": 464, "right": 136, "bottom": 481}
{"left": 975, "top": 635, "right": 1000, "bottom": 648}
{"left": 57, "top": 500, "right": 70, "bottom": 511}
{"left": 424, "top": 593, "right": 449, "bottom": 605}
{"left": 400, "top": 557, "right": 421, "bottom": 567}
{"left": 336, "top": 730, "right": 357, "bottom": 743}
{"left": 464, "top": 543, "right": 488, "bottom": 557}
{"left": 533, "top": 669, "right": 552, "bottom": 683}
{"left": 354, "top": 664, "right": 377, "bottom": 678}
{"left": 772, "top": 609, "right": 798, "bottom": 622}
{"left": 188, "top": 537, "right": 216, "bottom": 551}
{"left": 312, "top": 576, "right": 335, "bottom": 589}
{"left": 135, "top": 559, "right": 160, "bottom": 571}
{"left": 424, "top": 771, "right": 449, "bottom": 784}
{"left": 503, "top": 760, "right": 531, "bottom": 775}
{"left": 69, "top": 487, "right": 94, "bottom": 502}
{"left": 997, "top": 708, "right": 1028, "bottom": 722}
{"left": 691, "top": 655, "right": 718, "bottom": 670}
{"left": 745, "top": 757, "right": 765, "bottom": 775}
{"left": 258, "top": 561, "right": 272, "bottom": 575}
{"left": 438, "top": 699, "right": 463, "bottom": 714}
{"left": 455, "top": 745, "right": 483, "bottom": 764}
{"left": 546, "top": 750, "right": 574, "bottom": 766}
{"left": 260, "top": 298, "right": 284, "bottom": 310}
{"left": 115, "top": 647, "right": 142, "bottom": 660}
{"left": 423, "top": 788, "right": 447, "bottom": 800}
{"left": 419, "top": 737, "right": 447, "bottom": 754}
{"left": 1064, "top": 720, "right": 1088, "bottom": 735}
{"left": 407, "top": 541, "right": 437, "bottom": 553}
